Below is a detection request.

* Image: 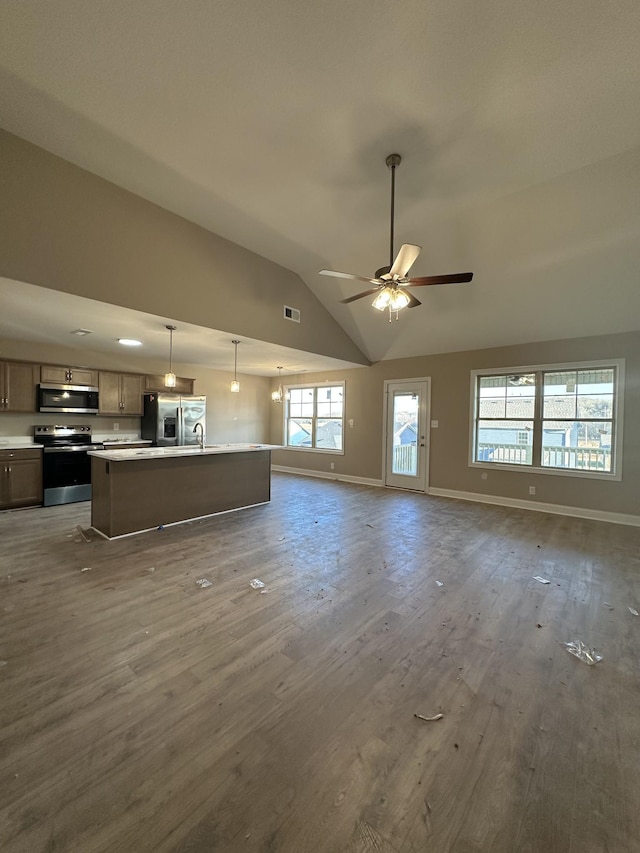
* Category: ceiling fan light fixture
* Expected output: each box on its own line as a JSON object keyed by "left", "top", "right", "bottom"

{"left": 372, "top": 287, "right": 392, "bottom": 311}
{"left": 389, "top": 289, "right": 410, "bottom": 312}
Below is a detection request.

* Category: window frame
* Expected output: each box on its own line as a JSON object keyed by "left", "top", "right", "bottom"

{"left": 469, "top": 359, "right": 624, "bottom": 481}
{"left": 283, "top": 381, "right": 345, "bottom": 454}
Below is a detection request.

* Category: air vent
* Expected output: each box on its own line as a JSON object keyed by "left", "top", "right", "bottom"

{"left": 284, "top": 306, "right": 301, "bottom": 323}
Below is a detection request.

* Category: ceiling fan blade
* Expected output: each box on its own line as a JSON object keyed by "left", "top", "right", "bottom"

{"left": 405, "top": 289, "right": 422, "bottom": 308}
{"left": 340, "top": 287, "right": 382, "bottom": 304}
{"left": 389, "top": 244, "right": 421, "bottom": 278}
{"left": 408, "top": 272, "right": 473, "bottom": 286}
{"left": 319, "top": 269, "right": 380, "bottom": 285}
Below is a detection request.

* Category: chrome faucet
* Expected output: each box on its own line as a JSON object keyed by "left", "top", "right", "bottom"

{"left": 193, "top": 421, "right": 205, "bottom": 450}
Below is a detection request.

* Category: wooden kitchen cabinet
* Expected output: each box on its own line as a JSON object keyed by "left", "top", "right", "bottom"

{"left": 0, "top": 361, "right": 39, "bottom": 412}
{"left": 40, "top": 365, "right": 98, "bottom": 386}
{"left": 0, "top": 449, "right": 42, "bottom": 509}
{"left": 99, "top": 372, "right": 144, "bottom": 416}
{"left": 144, "top": 374, "right": 195, "bottom": 395}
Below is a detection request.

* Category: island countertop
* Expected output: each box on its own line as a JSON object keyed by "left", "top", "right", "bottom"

{"left": 88, "top": 442, "right": 281, "bottom": 462}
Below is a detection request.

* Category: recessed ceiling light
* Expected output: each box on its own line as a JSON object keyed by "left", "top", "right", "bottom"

{"left": 118, "top": 338, "right": 143, "bottom": 347}
{"left": 71, "top": 328, "right": 93, "bottom": 336}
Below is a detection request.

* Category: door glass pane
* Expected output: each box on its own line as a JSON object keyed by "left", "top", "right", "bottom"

{"left": 392, "top": 392, "right": 418, "bottom": 476}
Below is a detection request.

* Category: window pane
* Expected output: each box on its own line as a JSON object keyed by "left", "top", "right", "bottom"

{"left": 476, "top": 420, "right": 533, "bottom": 464}
{"left": 575, "top": 368, "right": 614, "bottom": 420}
{"left": 542, "top": 421, "right": 612, "bottom": 472}
{"left": 287, "top": 418, "right": 312, "bottom": 447}
{"left": 543, "top": 394, "right": 576, "bottom": 418}
{"left": 478, "top": 375, "right": 506, "bottom": 418}
{"left": 505, "top": 375, "right": 536, "bottom": 418}
{"left": 576, "top": 394, "right": 613, "bottom": 419}
{"left": 289, "top": 387, "right": 315, "bottom": 418}
{"left": 316, "top": 419, "right": 342, "bottom": 450}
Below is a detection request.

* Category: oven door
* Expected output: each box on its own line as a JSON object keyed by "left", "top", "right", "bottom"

{"left": 42, "top": 446, "right": 93, "bottom": 506}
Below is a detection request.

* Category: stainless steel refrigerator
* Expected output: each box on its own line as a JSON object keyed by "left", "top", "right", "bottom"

{"left": 141, "top": 393, "right": 207, "bottom": 447}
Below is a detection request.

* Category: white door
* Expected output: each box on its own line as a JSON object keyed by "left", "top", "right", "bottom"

{"left": 384, "top": 379, "right": 430, "bottom": 491}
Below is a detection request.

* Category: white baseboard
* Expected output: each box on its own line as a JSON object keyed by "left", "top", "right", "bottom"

{"left": 271, "top": 467, "right": 640, "bottom": 527}
{"left": 271, "top": 465, "right": 383, "bottom": 489}
{"left": 428, "top": 487, "right": 640, "bottom": 528}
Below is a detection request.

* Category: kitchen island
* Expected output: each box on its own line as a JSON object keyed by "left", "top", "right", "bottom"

{"left": 88, "top": 443, "right": 280, "bottom": 538}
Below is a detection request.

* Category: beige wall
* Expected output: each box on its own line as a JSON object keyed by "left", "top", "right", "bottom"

{"left": 270, "top": 330, "right": 640, "bottom": 517}
{"left": 0, "top": 130, "right": 368, "bottom": 366}
{"left": 0, "top": 338, "right": 271, "bottom": 443}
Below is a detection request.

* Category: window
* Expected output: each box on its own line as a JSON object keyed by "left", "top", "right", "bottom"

{"left": 471, "top": 361, "right": 623, "bottom": 478}
{"left": 285, "top": 383, "right": 344, "bottom": 452}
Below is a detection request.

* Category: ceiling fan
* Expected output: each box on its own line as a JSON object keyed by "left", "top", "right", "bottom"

{"left": 319, "top": 153, "right": 473, "bottom": 320}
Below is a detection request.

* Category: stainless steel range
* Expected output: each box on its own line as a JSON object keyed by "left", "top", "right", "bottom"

{"left": 35, "top": 425, "right": 102, "bottom": 506}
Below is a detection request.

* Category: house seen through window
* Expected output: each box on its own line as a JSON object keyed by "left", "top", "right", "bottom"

{"left": 286, "top": 384, "right": 344, "bottom": 452}
{"left": 472, "top": 363, "right": 621, "bottom": 476}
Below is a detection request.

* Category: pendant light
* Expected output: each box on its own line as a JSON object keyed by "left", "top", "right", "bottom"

{"left": 164, "top": 325, "right": 177, "bottom": 388}
{"left": 271, "top": 366, "right": 289, "bottom": 403}
{"left": 230, "top": 339, "right": 240, "bottom": 393}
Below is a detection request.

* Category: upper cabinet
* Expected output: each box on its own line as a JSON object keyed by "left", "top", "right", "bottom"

{"left": 0, "top": 361, "right": 39, "bottom": 412}
{"left": 99, "top": 372, "right": 144, "bottom": 416}
{"left": 41, "top": 365, "right": 98, "bottom": 386}
{"left": 144, "top": 374, "right": 195, "bottom": 395}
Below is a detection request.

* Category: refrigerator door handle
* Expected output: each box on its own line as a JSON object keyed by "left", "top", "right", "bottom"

{"left": 177, "top": 405, "right": 184, "bottom": 446}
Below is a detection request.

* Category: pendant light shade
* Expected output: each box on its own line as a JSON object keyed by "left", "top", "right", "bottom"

{"left": 271, "top": 366, "right": 289, "bottom": 403}
{"left": 230, "top": 340, "right": 240, "bottom": 393}
{"left": 164, "top": 325, "right": 177, "bottom": 388}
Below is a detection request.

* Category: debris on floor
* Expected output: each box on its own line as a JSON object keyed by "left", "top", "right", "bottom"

{"left": 564, "top": 640, "right": 602, "bottom": 665}
{"left": 81, "top": 567, "right": 92, "bottom": 573}
{"left": 628, "top": 607, "right": 639, "bottom": 617}
{"left": 195, "top": 578, "right": 213, "bottom": 589}
{"left": 532, "top": 576, "right": 550, "bottom": 584}
{"left": 414, "top": 713, "right": 444, "bottom": 722}
{"left": 75, "top": 525, "right": 91, "bottom": 542}
{"left": 249, "top": 579, "right": 265, "bottom": 589}
{"left": 0, "top": 660, "right": 7, "bottom": 668}
{"left": 435, "top": 581, "right": 444, "bottom": 587}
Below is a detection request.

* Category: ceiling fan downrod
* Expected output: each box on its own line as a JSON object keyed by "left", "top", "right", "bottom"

{"left": 386, "top": 153, "right": 401, "bottom": 268}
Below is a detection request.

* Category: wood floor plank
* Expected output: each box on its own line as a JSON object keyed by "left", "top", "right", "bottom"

{"left": 1, "top": 475, "right": 639, "bottom": 851}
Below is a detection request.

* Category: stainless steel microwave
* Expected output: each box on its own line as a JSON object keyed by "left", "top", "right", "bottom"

{"left": 38, "top": 383, "right": 99, "bottom": 414}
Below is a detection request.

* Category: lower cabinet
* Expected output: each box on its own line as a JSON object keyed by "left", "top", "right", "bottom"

{"left": 0, "top": 449, "right": 42, "bottom": 509}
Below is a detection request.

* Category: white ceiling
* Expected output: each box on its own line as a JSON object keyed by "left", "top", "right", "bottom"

{"left": 0, "top": 0, "right": 639, "bottom": 364}
{"left": 0, "top": 278, "right": 363, "bottom": 377}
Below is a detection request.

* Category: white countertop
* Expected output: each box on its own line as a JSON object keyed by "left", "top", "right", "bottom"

{"left": 89, "top": 443, "right": 281, "bottom": 461}
{"left": 0, "top": 440, "right": 43, "bottom": 450}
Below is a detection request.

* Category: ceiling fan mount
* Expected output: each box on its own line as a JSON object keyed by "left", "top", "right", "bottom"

{"left": 319, "top": 153, "right": 473, "bottom": 320}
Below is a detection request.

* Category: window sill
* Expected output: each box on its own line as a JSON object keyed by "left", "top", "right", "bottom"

{"left": 283, "top": 446, "right": 344, "bottom": 455}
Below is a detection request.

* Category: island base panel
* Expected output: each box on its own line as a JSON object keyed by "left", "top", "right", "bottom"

{"left": 91, "top": 450, "right": 271, "bottom": 537}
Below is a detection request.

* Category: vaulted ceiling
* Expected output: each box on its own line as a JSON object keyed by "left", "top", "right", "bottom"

{"left": 1, "top": 0, "right": 639, "bottom": 366}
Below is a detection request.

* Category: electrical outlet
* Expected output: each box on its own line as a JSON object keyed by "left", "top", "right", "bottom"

{"left": 431, "top": 420, "right": 439, "bottom": 428}
{"left": 113, "top": 423, "right": 119, "bottom": 430}
{"left": 330, "top": 462, "right": 335, "bottom": 470}
{"left": 529, "top": 486, "right": 536, "bottom": 495}
{"left": 481, "top": 472, "right": 488, "bottom": 480}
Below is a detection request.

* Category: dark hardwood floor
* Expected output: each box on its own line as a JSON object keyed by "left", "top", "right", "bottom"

{"left": 1, "top": 473, "right": 639, "bottom": 852}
